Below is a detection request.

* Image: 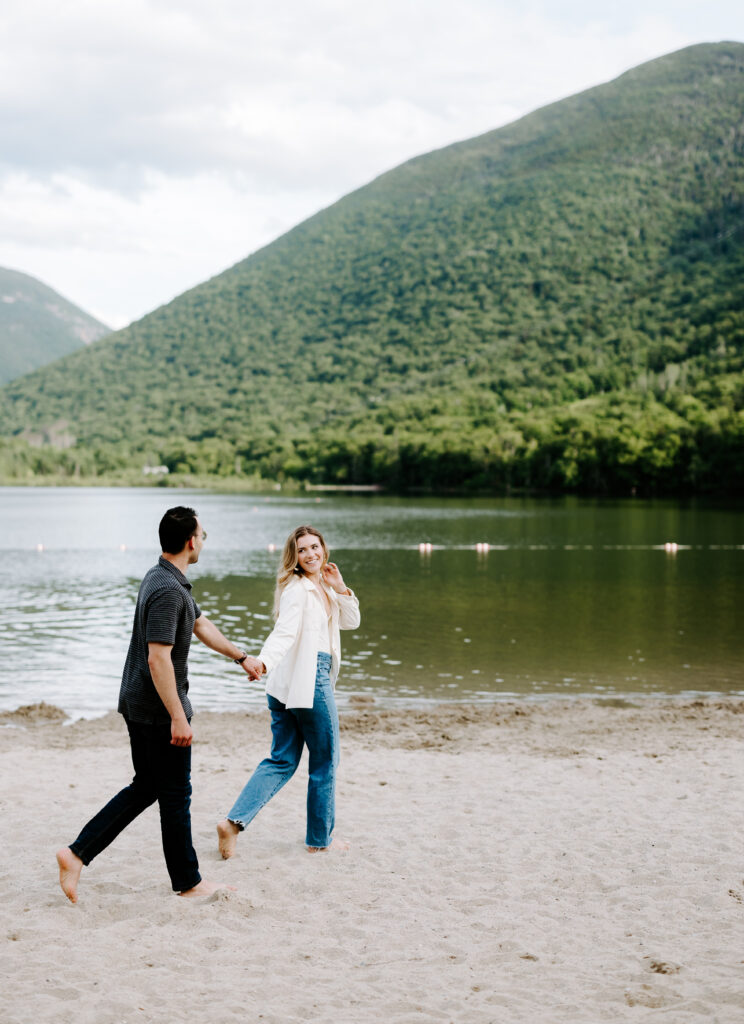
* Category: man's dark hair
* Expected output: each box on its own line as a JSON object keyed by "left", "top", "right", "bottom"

{"left": 159, "top": 506, "right": 199, "bottom": 554}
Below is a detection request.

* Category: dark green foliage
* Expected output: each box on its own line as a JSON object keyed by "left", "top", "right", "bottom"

{"left": 1, "top": 43, "right": 743, "bottom": 494}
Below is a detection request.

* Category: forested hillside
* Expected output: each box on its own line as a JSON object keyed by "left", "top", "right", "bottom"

{"left": 0, "top": 267, "right": 109, "bottom": 386}
{"left": 1, "top": 42, "right": 743, "bottom": 494}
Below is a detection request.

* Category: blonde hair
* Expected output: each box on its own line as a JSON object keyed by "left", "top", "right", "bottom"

{"left": 273, "top": 525, "right": 329, "bottom": 618}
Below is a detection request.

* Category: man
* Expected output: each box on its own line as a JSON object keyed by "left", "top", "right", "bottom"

{"left": 56, "top": 506, "right": 261, "bottom": 902}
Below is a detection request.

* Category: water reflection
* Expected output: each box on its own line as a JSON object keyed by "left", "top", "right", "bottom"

{"left": 0, "top": 488, "right": 742, "bottom": 717}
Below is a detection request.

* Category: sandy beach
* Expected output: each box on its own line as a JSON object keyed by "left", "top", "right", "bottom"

{"left": 2, "top": 697, "right": 743, "bottom": 1023}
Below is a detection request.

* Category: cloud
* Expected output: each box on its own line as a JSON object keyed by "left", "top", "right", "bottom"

{"left": 0, "top": 169, "right": 334, "bottom": 326}
{"left": 0, "top": 0, "right": 710, "bottom": 186}
{"left": 0, "top": 0, "right": 742, "bottom": 323}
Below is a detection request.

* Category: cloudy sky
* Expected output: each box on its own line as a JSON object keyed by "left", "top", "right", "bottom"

{"left": 1, "top": 1, "right": 742, "bottom": 328}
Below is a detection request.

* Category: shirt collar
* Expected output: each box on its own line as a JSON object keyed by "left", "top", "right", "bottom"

{"left": 297, "top": 574, "right": 334, "bottom": 597}
{"left": 158, "top": 555, "right": 192, "bottom": 590}
{"left": 294, "top": 577, "right": 339, "bottom": 606}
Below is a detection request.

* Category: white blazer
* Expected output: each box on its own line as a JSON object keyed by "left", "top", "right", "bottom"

{"left": 259, "top": 575, "right": 361, "bottom": 710}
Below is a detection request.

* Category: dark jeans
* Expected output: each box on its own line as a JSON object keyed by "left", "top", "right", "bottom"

{"left": 69, "top": 717, "right": 201, "bottom": 893}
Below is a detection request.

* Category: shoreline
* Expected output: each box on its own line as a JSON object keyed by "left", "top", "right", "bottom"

{"left": 4, "top": 695, "right": 744, "bottom": 1023}
{"left": 5, "top": 479, "right": 744, "bottom": 502}
{"left": 3, "top": 689, "right": 744, "bottom": 731}
{"left": 3, "top": 696, "right": 744, "bottom": 757}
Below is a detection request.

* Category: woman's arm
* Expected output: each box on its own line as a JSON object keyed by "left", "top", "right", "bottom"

{"left": 258, "top": 583, "right": 304, "bottom": 674}
{"left": 324, "top": 562, "right": 360, "bottom": 629}
{"left": 337, "top": 590, "right": 360, "bottom": 630}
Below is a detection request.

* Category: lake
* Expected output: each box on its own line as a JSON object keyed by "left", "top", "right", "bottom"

{"left": 1, "top": 486, "right": 742, "bottom": 718}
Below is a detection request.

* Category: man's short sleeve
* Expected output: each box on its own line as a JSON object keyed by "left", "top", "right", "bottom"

{"left": 144, "top": 589, "right": 183, "bottom": 645}
{"left": 192, "top": 596, "right": 202, "bottom": 620}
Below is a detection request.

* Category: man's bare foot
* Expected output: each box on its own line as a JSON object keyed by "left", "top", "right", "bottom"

{"left": 216, "top": 819, "right": 240, "bottom": 859}
{"left": 307, "top": 837, "right": 350, "bottom": 853}
{"left": 56, "top": 847, "right": 83, "bottom": 904}
{"left": 178, "top": 879, "right": 237, "bottom": 898}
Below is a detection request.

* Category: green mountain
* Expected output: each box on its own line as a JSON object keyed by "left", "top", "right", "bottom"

{"left": 1, "top": 42, "right": 743, "bottom": 493}
{"left": 0, "top": 267, "right": 110, "bottom": 386}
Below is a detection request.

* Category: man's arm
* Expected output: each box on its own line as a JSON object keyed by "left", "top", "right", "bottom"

{"left": 193, "top": 615, "right": 263, "bottom": 679}
{"left": 147, "top": 642, "right": 193, "bottom": 747}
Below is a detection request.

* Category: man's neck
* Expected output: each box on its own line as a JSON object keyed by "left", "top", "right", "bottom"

{"left": 161, "top": 551, "right": 191, "bottom": 576}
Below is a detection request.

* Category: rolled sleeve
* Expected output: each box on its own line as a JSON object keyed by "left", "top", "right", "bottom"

{"left": 259, "top": 583, "right": 304, "bottom": 674}
{"left": 337, "top": 589, "right": 360, "bottom": 629}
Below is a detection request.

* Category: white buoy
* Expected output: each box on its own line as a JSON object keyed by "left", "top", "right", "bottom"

{"left": 36, "top": 543, "right": 44, "bottom": 552}
{"left": 419, "top": 542, "right": 433, "bottom": 554}
{"left": 664, "top": 542, "right": 678, "bottom": 553}
{"left": 476, "top": 542, "right": 490, "bottom": 554}
{"left": 119, "top": 543, "right": 127, "bottom": 552}
{"left": 268, "top": 543, "right": 276, "bottom": 553}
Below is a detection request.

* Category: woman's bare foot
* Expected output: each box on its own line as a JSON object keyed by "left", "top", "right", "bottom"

{"left": 179, "top": 879, "right": 237, "bottom": 898}
{"left": 306, "top": 837, "right": 350, "bottom": 853}
{"left": 56, "top": 847, "right": 83, "bottom": 903}
{"left": 216, "top": 819, "right": 240, "bottom": 859}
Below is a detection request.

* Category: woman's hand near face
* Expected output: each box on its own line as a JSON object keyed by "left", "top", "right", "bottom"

{"left": 323, "top": 562, "right": 348, "bottom": 594}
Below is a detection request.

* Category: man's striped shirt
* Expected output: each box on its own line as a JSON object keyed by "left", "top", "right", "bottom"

{"left": 118, "top": 556, "right": 202, "bottom": 724}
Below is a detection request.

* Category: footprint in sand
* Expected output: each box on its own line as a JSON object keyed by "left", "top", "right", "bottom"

{"left": 49, "top": 988, "right": 80, "bottom": 1001}
{"left": 625, "top": 985, "right": 680, "bottom": 1009}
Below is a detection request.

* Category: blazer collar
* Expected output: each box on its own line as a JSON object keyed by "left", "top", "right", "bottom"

{"left": 297, "top": 574, "right": 336, "bottom": 600}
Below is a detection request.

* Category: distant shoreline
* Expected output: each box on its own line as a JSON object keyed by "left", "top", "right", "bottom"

{"left": 4, "top": 476, "right": 744, "bottom": 501}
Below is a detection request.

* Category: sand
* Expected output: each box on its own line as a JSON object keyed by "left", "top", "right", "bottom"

{"left": 1, "top": 697, "right": 743, "bottom": 1023}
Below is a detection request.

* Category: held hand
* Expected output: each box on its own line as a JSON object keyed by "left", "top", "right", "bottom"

{"left": 240, "top": 656, "right": 265, "bottom": 680}
{"left": 171, "top": 715, "right": 193, "bottom": 747}
{"left": 322, "top": 562, "right": 348, "bottom": 594}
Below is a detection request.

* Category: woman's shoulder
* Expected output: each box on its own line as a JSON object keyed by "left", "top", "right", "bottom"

{"left": 279, "top": 575, "right": 307, "bottom": 602}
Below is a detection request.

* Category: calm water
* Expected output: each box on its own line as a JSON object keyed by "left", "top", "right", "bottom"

{"left": 1, "top": 487, "right": 742, "bottom": 717}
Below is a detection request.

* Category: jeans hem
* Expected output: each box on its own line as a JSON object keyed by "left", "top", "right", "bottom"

{"left": 68, "top": 843, "right": 90, "bottom": 866}
{"left": 173, "top": 874, "right": 202, "bottom": 893}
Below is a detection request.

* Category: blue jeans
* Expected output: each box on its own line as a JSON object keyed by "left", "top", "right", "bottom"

{"left": 69, "top": 717, "right": 201, "bottom": 893}
{"left": 227, "top": 652, "right": 339, "bottom": 848}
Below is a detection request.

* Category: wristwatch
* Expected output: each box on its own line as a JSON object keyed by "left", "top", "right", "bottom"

{"left": 233, "top": 651, "right": 248, "bottom": 665}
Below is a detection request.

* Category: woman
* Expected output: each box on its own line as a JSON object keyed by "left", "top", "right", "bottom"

{"left": 217, "top": 525, "right": 360, "bottom": 855}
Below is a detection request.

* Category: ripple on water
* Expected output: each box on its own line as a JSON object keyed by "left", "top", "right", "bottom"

{"left": 1, "top": 492, "right": 743, "bottom": 716}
